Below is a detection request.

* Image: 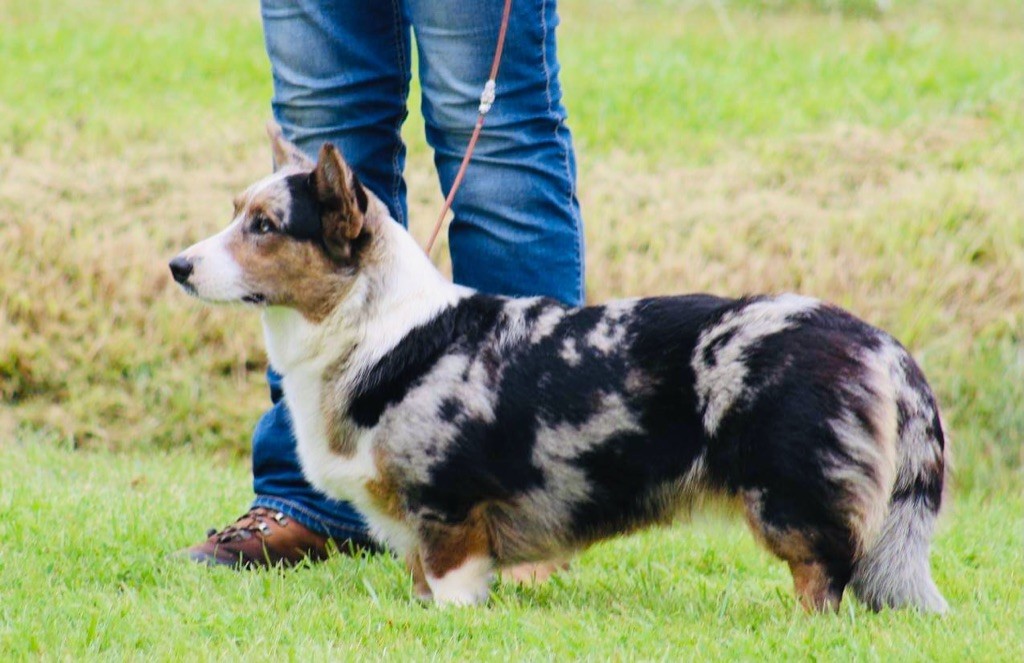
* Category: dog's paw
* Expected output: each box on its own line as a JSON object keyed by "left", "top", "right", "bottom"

{"left": 426, "top": 556, "right": 493, "bottom": 607}
{"left": 431, "top": 586, "right": 491, "bottom": 607}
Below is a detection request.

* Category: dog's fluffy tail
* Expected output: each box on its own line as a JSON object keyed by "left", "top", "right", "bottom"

{"left": 849, "top": 353, "right": 949, "bottom": 613}
{"left": 849, "top": 490, "right": 948, "bottom": 612}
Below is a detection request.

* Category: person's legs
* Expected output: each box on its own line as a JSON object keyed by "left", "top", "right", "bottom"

{"left": 262, "top": 0, "right": 412, "bottom": 225}
{"left": 408, "top": 0, "right": 585, "bottom": 305}
{"left": 246, "top": 0, "right": 413, "bottom": 542}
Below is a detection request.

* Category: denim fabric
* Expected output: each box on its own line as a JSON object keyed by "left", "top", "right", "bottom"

{"left": 251, "top": 0, "right": 585, "bottom": 539}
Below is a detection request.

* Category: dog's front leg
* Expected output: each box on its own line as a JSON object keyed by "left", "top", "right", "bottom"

{"left": 417, "top": 518, "right": 494, "bottom": 607}
{"left": 424, "top": 556, "right": 494, "bottom": 607}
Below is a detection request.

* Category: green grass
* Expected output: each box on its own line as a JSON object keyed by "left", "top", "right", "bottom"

{"left": 2, "top": 0, "right": 1023, "bottom": 657}
{"left": 2, "top": 442, "right": 1022, "bottom": 659}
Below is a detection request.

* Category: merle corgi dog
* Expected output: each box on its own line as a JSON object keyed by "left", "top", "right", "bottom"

{"left": 170, "top": 125, "right": 948, "bottom": 612}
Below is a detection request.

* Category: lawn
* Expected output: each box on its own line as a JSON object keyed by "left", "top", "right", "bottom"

{"left": 2, "top": 0, "right": 1023, "bottom": 659}
{"left": 1, "top": 442, "right": 1022, "bottom": 659}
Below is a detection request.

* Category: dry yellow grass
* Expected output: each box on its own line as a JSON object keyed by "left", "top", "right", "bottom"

{"left": 2, "top": 0, "right": 1021, "bottom": 494}
{"left": 4, "top": 117, "right": 1021, "bottom": 480}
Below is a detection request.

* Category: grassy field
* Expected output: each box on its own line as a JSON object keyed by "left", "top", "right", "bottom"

{"left": 2, "top": 442, "right": 1022, "bottom": 659}
{"left": 2, "top": 0, "right": 1023, "bottom": 658}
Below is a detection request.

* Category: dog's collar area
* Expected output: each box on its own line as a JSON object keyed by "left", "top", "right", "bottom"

{"left": 242, "top": 293, "right": 268, "bottom": 305}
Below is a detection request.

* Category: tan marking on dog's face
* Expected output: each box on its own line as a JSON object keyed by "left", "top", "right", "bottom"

{"left": 225, "top": 177, "right": 359, "bottom": 323}
{"left": 231, "top": 158, "right": 381, "bottom": 322}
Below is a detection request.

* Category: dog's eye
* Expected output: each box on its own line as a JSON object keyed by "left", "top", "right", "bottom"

{"left": 251, "top": 216, "right": 275, "bottom": 235}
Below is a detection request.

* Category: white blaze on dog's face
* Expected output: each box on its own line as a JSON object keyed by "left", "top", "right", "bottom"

{"left": 170, "top": 129, "right": 378, "bottom": 323}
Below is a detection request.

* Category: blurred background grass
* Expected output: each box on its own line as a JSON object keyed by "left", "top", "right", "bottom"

{"left": 1, "top": 0, "right": 1022, "bottom": 494}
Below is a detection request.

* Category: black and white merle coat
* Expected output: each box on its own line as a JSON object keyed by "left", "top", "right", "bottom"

{"left": 172, "top": 132, "right": 948, "bottom": 611}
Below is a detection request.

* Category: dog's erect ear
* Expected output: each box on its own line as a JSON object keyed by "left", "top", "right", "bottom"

{"left": 266, "top": 121, "right": 313, "bottom": 171}
{"left": 313, "top": 143, "right": 369, "bottom": 259}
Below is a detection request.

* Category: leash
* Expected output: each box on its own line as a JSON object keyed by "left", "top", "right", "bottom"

{"left": 423, "top": 0, "right": 514, "bottom": 256}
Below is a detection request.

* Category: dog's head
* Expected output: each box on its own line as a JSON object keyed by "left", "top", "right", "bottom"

{"left": 169, "top": 125, "right": 380, "bottom": 322}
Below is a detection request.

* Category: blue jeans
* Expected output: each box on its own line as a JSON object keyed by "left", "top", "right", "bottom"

{"left": 252, "top": 0, "right": 585, "bottom": 542}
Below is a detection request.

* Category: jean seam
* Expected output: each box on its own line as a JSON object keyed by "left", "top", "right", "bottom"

{"left": 540, "top": 0, "right": 585, "bottom": 305}
{"left": 252, "top": 495, "right": 369, "bottom": 539}
{"left": 389, "top": 0, "right": 409, "bottom": 227}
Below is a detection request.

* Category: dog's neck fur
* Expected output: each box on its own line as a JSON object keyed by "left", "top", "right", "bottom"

{"left": 260, "top": 215, "right": 468, "bottom": 377}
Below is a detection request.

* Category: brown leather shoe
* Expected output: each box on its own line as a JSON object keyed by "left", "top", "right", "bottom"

{"left": 181, "top": 507, "right": 376, "bottom": 569}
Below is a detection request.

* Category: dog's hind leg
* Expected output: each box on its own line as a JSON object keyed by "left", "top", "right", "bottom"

{"left": 786, "top": 559, "right": 846, "bottom": 613}
{"left": 416, "top": 512, "right": 495, "bottom": 607}
{"left": 743, "top": 491, "right": 856, "bottom": 613}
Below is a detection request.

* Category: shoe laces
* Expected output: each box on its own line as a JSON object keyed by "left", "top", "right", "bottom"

{"left": 208, "top": 507, "right": 288, "bottom": 543}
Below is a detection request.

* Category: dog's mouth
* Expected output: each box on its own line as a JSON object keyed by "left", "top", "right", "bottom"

{"left": 176, "top": 281, "right": 266, "bottom": 306}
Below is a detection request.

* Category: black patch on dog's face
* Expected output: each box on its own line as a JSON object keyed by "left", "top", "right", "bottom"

{"left": 278, "top": 172, "right": 372, "bottom": 267}
{"left": 282, "top": 174, "right": 322, "bottom": 241}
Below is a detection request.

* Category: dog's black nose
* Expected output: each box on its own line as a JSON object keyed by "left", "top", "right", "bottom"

{"left": 169, "top": 256, "right": 193, "bottom": 284}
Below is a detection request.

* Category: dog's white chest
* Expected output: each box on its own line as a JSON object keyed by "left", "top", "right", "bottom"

{"left": 281, "top": 371, "right": 372, "bottom": 498}
{"left": 280, "top": 369, "right": 417, "bottom": 553}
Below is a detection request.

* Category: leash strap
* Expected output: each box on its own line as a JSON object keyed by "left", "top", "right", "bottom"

{"left": 424, "top": 0, "right": 514, "bottom": 256}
